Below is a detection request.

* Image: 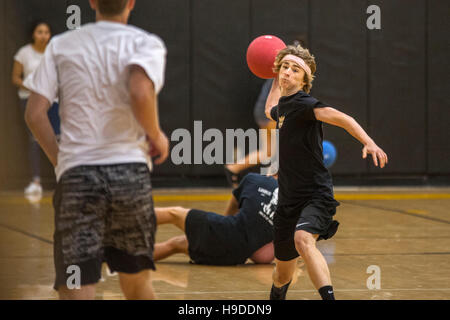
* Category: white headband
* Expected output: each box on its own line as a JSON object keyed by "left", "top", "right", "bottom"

{"left": 280, "top": 54, "right": 312, "bottom": 78}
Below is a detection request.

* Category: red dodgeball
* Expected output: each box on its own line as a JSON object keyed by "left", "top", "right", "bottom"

{"left": 246, "top": 35, "right": 286, "bottom": 79}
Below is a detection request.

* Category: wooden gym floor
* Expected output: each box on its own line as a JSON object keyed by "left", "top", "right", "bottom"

{"left": 0, "top": 187, "right": 449, "bottom": 300}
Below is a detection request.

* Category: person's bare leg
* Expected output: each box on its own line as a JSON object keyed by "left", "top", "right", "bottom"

{"left": 154, "top": 206, "right": 189, "bottom": 231}
{"left": 154, "top": 235, "right": 189, "bottom": 261}
{"left": 270, "top": 258, "right": 298, "bottom": 300}
{"left": 294, "top": 231, "right": 331, "bottom": 289}
{"left": 272, "top": 258, "right": 298, "bottom": 287}
{"left": 58, "top": 284, "right": 96, "bottom": 300}
{"left": 118, "top": 270, "right": 155, "bottom": 300}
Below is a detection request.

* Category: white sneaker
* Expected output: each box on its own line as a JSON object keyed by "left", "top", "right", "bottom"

{"left": 25, "top": 193, "right": 42, "bottom": 208}
{"left": 24, "top": 182, "right": 43, "bottom": 196}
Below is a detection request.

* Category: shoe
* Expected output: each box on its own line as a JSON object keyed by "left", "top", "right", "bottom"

{"left": 25, "top": 193, "right": 42, "bottom": 209}
{"left": 24, "top": 182, "right": 43, "bottom": 196}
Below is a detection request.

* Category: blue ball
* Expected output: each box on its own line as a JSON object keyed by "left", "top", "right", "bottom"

{"left": 323, "top": 140, "right": 337, "bottom": 168}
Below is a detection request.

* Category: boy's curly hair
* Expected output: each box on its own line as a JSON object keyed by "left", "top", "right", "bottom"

{"left": 273, "top": 44, "right": 316, "bottom": 93}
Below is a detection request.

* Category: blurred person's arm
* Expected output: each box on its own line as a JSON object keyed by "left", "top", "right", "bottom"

{"left": 11, "top": 61, "right": 28, "bottom": 91}
{"left": 265, "top": 77, "right": 280, "bottom": 121}
{"left": 25, "top": 93, "right": 58, "bottom": 166}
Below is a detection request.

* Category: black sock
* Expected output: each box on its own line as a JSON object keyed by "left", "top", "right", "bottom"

{"left": 270, "top": 281, "right": 291, "bottom": 300}
{"left": 318, "top": 285, "right": 335, "bottom": 300}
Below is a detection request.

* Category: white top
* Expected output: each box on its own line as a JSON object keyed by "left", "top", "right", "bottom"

{"left": 14, "top": 44, "right": 45, "bottom": 99}
{"left": 25, "top": 21, "right": 167, "bottom": 181}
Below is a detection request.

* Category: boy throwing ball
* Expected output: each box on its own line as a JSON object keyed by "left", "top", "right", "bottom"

{"left": 265, "top": 44, "right": 388, "bottom": 300}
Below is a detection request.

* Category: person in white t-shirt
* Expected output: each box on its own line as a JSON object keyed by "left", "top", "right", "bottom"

{"left": 25, "top": 0, "right": 168, "bottom": 300}
{"left": 12, "top": 21, "right": 56, "bottom": 196}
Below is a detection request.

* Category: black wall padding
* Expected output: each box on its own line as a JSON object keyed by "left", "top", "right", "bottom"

{"left": 427, "top": 1, "right": 450, "bottom": 174}
{"left": 191, "top": 0, "right": 253, "bottom": 175}
{"left": 130, "top": 0, "right": 192, "bottom": 175}
{"left": 251, "top": 0, "right": 309, "bottom": 44}
{"left": 310, "top": 0, "right": 368, "bottom": 174}
{"left": 368, "top": 0, "right": 426, "bottom": 174}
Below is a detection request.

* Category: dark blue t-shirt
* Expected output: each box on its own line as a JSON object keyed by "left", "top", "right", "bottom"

{"left": 231, "top": 173, "right": 278, "bottom": 257}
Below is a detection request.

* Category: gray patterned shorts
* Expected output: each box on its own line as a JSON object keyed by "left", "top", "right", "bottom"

{"left": 52, "top": 163, "right": 156, "bottom": 290}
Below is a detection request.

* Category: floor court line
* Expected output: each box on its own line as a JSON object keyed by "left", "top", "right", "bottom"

{"left": 342, "top": 201, "right": 450, "bottom": 225}
{"left": 323, "top": 252, "right": 450, "bottom": 256}
{"left": 154, "top": 287, "right": 450, "bottom": 295}
{"left": 154, "top": 193, "right": 450, "bottom": 202}
{"left": 0, "top": 222, "right": 53, "bottom": 244}
{"left": 1, "top": 192, "right": 450, "bottom": 205}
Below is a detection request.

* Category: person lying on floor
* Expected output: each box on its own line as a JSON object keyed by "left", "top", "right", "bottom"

{"left": 154, "top": 173, "right": 278, "bottom": 265}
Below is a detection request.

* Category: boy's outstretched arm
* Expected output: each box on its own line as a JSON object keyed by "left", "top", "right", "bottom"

{"left": 314, "top": 107, "right": 388, "bottom": 168}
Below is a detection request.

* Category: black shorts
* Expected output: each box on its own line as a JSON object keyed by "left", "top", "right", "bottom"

{"left": 52, "top": 163, "right": 156, "bottom": 290}
{"left": 273, "top": 201, "right": 339, "bottom": 261}
{"left": 185, "top": 209, "right": 247, "bottom": 265}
